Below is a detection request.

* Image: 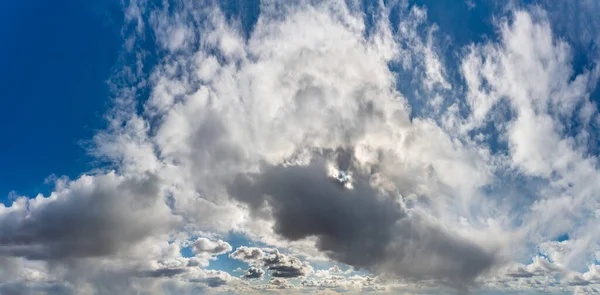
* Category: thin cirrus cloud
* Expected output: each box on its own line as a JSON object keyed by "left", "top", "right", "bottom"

{"left": 1, "top": 0, "right": 600, "bottom": 294}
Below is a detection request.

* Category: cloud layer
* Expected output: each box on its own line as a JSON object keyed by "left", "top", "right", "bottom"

{"left": 2, "top": 0, "right": 600, "bottom": 294}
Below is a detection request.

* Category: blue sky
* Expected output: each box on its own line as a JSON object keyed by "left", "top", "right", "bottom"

{"left": 2, "top": 0, "right": 597, "bottom": 198}
{"left": 0, "top": 0, "right": 493, "bottom": 198}
{"left": 0, "top": 0, "right": 122, "bottom": 198}
{"left": 2, "top": 0, "right": 600, "bottom": 294}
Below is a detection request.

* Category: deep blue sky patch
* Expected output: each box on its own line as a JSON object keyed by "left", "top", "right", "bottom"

{"left": 0, "top": 0, "right": 122, "bottom": 198}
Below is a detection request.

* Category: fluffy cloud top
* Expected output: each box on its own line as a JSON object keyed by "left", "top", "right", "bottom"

{"left": 3, "top": 0, "right": 600, "bottom": 294}
{"left": 230, "top": 247, "right": 313, "bottom": 278}
{"left": 0, "top": 172, "right": 178, "bottom": 260}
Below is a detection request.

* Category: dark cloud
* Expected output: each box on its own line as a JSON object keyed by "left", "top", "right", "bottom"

{"left": 230, "top": 247, "right": 312, "bottom": 278}
{"left": 138, "top": 268, "right": 187, "bottom": 278}
{"left": 228, "top": 157, "right": 497, "bottom": 284}
{"left": 268, "top": 265, "right": 306, "bottom": 278}
{"left": 263, "top": 250, "right": 312, "bottom": 278}
{"left": 243, "top": 267, "right": 264, "bottom": 279}
{"left": 0, "top": 173, "right": 178, "bottom": 260}
{"left": 0, "top": 282, "right": 73, "bottom": 295}
{"left": 203, "top": 277, "right": 228, "bottom": 288}
{"left": 0, "top": 283, "right": 25, "bottom": 295}
{"left": 507, "top": 267, "right": 534, "bottom": 278}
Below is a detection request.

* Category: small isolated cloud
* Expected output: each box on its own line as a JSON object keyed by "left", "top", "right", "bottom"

{"left": 230, "top": 247, "right": 313, "bottom": 278}
{"left": 192, "top": 238, "right": 232, "bottom": 256}
{"left": 229, "top": 246, "right": 265, "bottom": 262}
{"left": 186, "top": 237, "right": 232, "bottom": 268}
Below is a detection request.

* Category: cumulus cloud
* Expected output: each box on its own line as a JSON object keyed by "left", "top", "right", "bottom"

{"left": 229, "top": 159, "right": 496, "bottom": 283}
{"left": 268, "top": 278, "right": 294, "bottom": 289}
{"left": 229, "top": 246, "right": 265, "bottom": 262}
{"left": 461, "top": 6, "right": 600, "bottom": 269}
{"left": 0, "top": 172, "right": 178, "bottom": 260}
{"left": 263, "top": 249, "right": 314, "bottom": 278}
{"left": 190, "top": 237, "right": 232, "bottom": 268}
{"left": 302, "top": 274, "right": 385, "bottom": 293}
{"left": 5, "top": 0, "right": 600, "bottom": 294}
{"left": 243, "top": 267, "right": 264, "bottom": 279}
{"left": 230, "top": 247, "right": 313, "bottom": 278}
{"left": 192, "top": 238, "right": 232, "bottom": 255}
{"left": 111, "top": 0, "right": 500, "bottom": 286}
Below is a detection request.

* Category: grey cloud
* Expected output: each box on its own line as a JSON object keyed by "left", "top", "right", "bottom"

{"left": 228, "top": 157, "right": 402, "bottom": 268}
{"left": 229, "top": 157, "right": 497, "bottom": 284}
{"left": 189, "top": 270, "right": 233, "bottom": 288}
{"left": 138, "top": 268, "right": 187, "bottom": 278}
{"left": 507, "top": 268, "right": 534, "bottom": 278}
{"left": 569, "top": 276, "right": 591, "bottom": 286}
{"left": 243, "top": 267, "right": 264, "bottom": 279}
{"left": 0, "top": 283, "right": 27, "bottom": 295}
{"left": 0, "top": 257, "right": 73, "bottom": 294}
{"left": 192, "top": 238, "right": 232, "bottom": 256}
{"left": 11, "top": 0, "right": 599, "bottom": 293}
{"left": 229, "top": 246, "right": 265, "bottom": 262}
{"left": 202, "top": 277, "right": 228, "bottom": 288}
{"left": 230, "top": 247, "right": 312, "bottom": 278}
{"left": 263, "top": 250, "right": 313, "bottom": 278}
{"left": 268, "top": 278, "right": 294, "bottom": 289}
{"left": 301, "top": 274, "right": 381, "bottom": 292}
{"left": 269, "top": 266, "right": 306, "bottom": 278}
{"left": 178, "top": 238, "right": 233, "bottom": 268}
{"left": 0, "top": 257, "right": 22, "bottom": 283}
{"left": 187, "top": 258, "right": 202, "bottom": 267}
{"left": 0, "top": 172, "right": 178, "bottom": 261}
{"left": 0, "top": 282, "right": 73, "bottom": 295}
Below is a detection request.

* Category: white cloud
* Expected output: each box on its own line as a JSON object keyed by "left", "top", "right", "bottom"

{"left": 230, "top": 247, "right": 313, "bottom": 278}
{"left": 5, "top": 0, "right": 600, "bottom": 294}
{"left": 461, "top": 7, "right": 600, "bottom": 276}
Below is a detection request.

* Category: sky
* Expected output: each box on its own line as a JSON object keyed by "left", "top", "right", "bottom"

{"left": 1, "top": 0, "right": 600, "bottom": 294}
